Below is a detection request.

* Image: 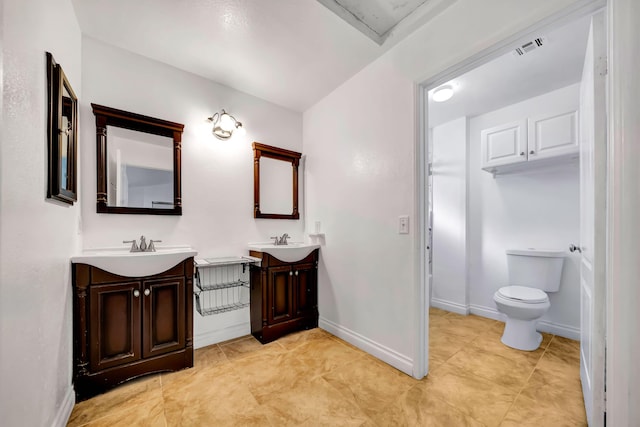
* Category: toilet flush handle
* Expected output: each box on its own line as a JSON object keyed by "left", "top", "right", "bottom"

{"left": 569, "top": 244, "right": 582, "bottom": 253}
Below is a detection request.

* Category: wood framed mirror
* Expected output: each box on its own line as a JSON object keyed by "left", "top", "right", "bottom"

{"left": 91, "top": 104, "right": 184, "bottom": 215}
{"left": 253, "top": 142, "right": 301, "bottom": 220}
{"left": 47, "top": 52, "right": 78, "bottom": 205}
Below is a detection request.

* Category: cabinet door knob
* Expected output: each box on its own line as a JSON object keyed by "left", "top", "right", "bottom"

{"left": 520, "top": 152, "right": 525, "bottom": 156}
{"left": 569, "top": 244, "right": 582, "bottom": 253}
{"left": 295, "top": 271, "right": 299, "bottom": 276}
{"left": 289, "top": 271, "right": 293, "bottom": 276}
{"left": 133, "top": 290, "right": 140, "bottom": 298}
{"left": 530, "top": 150, "right": 535, "bottom": 155}
{"left": 144, "top": 289, "right": 150, "bottom": 296}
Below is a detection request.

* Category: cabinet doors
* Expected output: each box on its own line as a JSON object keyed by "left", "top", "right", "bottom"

{"left": 528, "top": 109, "right": 578, "bottom": 160}
{"left": 89, "top": 281, "right": 141, "bottom": 371}
{"left": 142, "top": 277, "right": 185, "bottom": 358}
{"left": 480, "top": 120, "right": 527, "bottom": 168}
{"left": 267, "top": 265, "right": 294, "bottom": 324}
{"left": 294, "top": 263, "right": 317, "bottom": 317}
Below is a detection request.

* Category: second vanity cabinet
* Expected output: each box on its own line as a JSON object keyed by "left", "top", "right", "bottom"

{"left": 249, "top": 249, "right": 319, "bottom": 343}
{"left": 72, "top": 258, "right": 194, "bottom": 401}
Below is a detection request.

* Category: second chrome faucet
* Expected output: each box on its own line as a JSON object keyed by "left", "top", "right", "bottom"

{"left": 124, "top": 235, "right": 162, "bottom": 252}
{"left": 271, "top": 233, "right": 290, "bottom": 246}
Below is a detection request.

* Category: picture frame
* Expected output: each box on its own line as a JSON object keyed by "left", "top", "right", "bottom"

{"left": 46, "top": 52, "right": 78, "bottom": 205}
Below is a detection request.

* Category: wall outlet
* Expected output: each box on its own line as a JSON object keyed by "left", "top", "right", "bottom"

{"left": 399, "top": 215, "right": 409, "bottom": 234}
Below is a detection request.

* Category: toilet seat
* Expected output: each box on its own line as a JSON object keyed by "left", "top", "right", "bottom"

{"left": 497, "top": 286, "right": 548, "bottom": 304}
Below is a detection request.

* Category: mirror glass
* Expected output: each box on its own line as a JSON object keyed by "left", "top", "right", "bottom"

{"left": 259, "top": 157, "right": 293, "bottom": 214}
{"left": 60, "top": 84, "right": 73, "bottom": 191}
{"left": 106, "top": 126, "right": 174, "bottom": 209}
{"left": 253, "top": 142, "right": 301, "bottom": 220}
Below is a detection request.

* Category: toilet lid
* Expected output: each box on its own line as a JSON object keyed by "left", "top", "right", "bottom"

{"left": 497, "top": 286, "right": 548, "bottom": 303}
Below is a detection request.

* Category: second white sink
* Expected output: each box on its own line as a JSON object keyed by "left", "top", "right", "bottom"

{"left": 248, "top": 242, "right": 320, "bottom": 263}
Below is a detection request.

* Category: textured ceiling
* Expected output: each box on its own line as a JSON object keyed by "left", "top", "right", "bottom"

{"left": 72, "top": 0, "right": 454, "bottom": 112}
{"left": 428, "top": 14, "right": 591, "bottom": 127}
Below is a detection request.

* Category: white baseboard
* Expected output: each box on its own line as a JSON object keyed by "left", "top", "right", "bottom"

{"left": 319, "top": 317, "right": 413, "bottom": 376}
{"left": 469, "top": 304, "right": 580, "bottom": 340}
{"left": 194, "top": 322, "right": 250, "bottom": 349}
{"left": 431, "top": 298, "right": 469, "bottom": 315}
{"left": 537, "top": 320, "right": 580, "bottom": 341}
{"left": 469, "top": 304, "right": 505, "bottom": 322}
{"left": 51, "top": 385, "right": 75, "bottom": 427}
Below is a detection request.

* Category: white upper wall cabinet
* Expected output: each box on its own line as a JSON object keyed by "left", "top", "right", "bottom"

{"left": 481, "top": 107, "right": 579, "bottom": 175}
{"left": 480, "top": 120, "right": 527, "bottom": 168}
{"left": 528, "top": 109, "right": 579, "bottom": 160}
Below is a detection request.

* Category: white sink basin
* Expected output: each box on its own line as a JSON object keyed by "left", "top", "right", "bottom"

{"left": 71, "top": 246, "right": 197, "bottom": 277}
{"left": 248, "top": 242, "right": 320, "bottom": 263}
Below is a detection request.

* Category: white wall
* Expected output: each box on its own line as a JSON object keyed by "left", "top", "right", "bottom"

{"left": 0, "top": 0, "right": 82, "bottom": 425}
{"left": 431, "top": 117, "right": 468, "bottom": 313}
{"left": 79, "top": 37, "right": 304, "bottom": 347}
{"left": 304, "top": 0, "right": 582, "bottom": 376}
{"left": 468, "top": 84, "right": 581, "bottom": 337}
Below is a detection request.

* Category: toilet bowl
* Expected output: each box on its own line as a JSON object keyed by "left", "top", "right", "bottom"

{"left": 494, "top": 249, "right": 565, "bottom": 351}
{"left": 493, "top": 286, "right": 550, "bottom": 351}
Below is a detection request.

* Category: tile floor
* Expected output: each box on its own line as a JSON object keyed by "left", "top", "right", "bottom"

{"left": 68, "top": 309, "right": 586, "bottom": 426}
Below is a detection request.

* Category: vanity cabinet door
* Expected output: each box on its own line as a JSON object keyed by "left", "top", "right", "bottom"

{"left": 267, "top": 265, "right": 294, "bottom": 324}
{"left": 293, "top": 262, "right": 317, "bottom": 318}
{"left": 142, "top": 277, "right": 185, "bottom": 359}
{"left": 89, "top": 281, "right": 142, "bottom": 371}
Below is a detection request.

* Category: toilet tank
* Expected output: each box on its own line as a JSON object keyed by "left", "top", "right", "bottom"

{"left": 506, "top": 249, "right": 566, "bottom": 292}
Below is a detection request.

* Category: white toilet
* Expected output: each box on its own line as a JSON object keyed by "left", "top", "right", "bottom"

{"left": 493, "top": 248, "right": 565, "bottom": 351}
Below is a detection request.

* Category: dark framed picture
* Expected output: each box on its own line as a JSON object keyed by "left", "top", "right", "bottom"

{"left": 46, "top": 52, "right": 78, "bottom": 205}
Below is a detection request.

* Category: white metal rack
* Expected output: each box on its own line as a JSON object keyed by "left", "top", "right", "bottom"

{"left": 194, "top": 256, "right": 261, "bottom": 316}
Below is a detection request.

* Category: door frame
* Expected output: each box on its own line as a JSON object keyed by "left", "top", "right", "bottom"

{"left": 413, "top": 0, "right": 606, "bottom": 385}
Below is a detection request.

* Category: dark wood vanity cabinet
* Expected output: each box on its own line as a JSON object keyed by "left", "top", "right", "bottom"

{"left": 249, "top": 250, "right": 318, "bottom": 343}
{"left": 73, "top": 259, "right": 193, "bottom": 401}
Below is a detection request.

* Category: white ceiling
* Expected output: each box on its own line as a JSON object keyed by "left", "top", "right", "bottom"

{"left": 71, "top": 0, "right": 452, "bottom": 112}
{"left": 428, "top": 15, "right": 591, "bottom": 127}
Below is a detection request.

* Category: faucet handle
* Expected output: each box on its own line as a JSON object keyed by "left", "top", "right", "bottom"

{"left": 148, "top": 240, "right": 161, "bottom": 252}
{"left": 123, "top": 240, "right": 140, "bottom": 252}
{"left": 270, "top": 236, "right": 279, "bottom": 246}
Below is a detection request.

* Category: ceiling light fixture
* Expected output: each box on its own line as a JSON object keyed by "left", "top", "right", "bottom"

{"left": 207, "top": 109, "right": 245, "bottom": 140}
{"left": 432, "top": 84, "right": 454, "bottom": 102}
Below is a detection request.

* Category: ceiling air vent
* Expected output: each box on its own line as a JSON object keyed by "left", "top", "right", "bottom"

{"left": 514, "top": 37, "right": 545, "bottom": 56}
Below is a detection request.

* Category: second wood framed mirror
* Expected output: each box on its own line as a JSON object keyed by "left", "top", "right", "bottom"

{"left": 253, "top": 142, "right": 301, "bottom": 220}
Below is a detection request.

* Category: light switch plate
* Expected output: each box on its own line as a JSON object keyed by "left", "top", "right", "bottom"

{"left": 399, "top": 215, "right": 409, "bottom": 234}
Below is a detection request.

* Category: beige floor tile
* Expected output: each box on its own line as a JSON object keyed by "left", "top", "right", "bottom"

{"left": 259, "top": 376, "right": 370, "bottom": 426}
{"left": 292, "top": 336, "right": 366, "bottom": 377}
{"left": 536, "top": 350, "right": 581, "bottom": 383}
{"left": 519, "top": 368, "right": 586, "bottom": 421}
{"left": 322, "top": 355, "right": 417, "bottom": 418}
{"left": 429, "top": 328, "right": 469, "bottom": 365}
{"left": 79, "top": 396, "right": 166, "bottom": 427}
{"left": 428, "top": 307, "right": 450, "bottom": 317}
{"left": 372, "top": 384, "right": 485, "bottom": 427}
{"left": 422, "top": 364, "right": 518, "bottom": 427}
{"left": 446, "top": 347, "right": 536, "bottom": 392}
{"left": 500, "top": 393, "right": 587, "bottom": 426}
{"left": 430, "top": 313, "right": 496, "bottom": 341}
{"left": 218, "top": 335, "right": 283, "bottom": 361}
{"left": 546, "top": 335, "right": 581, "bottom": 363}
{"left": 68, "top": 374, "right": 162, "bottom": 427}
{"left": 230, "top": 347, "right": 311, "bottom": 400}
{"left": 193, "top": 343, "right": 229, "bottom": 369}
{"left": 161, "top": 363, "right": 266, "bottom": 426}
{"left": 276, "top": 327, "right": 332, "bottom": 350}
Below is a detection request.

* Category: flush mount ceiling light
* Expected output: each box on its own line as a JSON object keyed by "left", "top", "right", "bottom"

{"left": 207, "top": 109, "right": 245, "bottom": 140}
{"left": 432, "top": 84, "right": 454, "bottom": 102}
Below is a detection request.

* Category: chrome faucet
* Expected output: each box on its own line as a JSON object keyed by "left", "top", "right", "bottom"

{"left": 270, "top": 233, "right": 290, "bottom": 246}
{"left": 123, "top": 235, "right": 162, "bottom": 252}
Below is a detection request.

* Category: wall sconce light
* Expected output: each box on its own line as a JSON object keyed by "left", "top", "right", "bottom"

{"left": 207, "top": 109, "right": 245, "bottom": 139}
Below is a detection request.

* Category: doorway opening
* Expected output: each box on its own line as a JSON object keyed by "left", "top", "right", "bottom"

{"left": 417, "top": 5, "right": 606, "bottom": 426}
